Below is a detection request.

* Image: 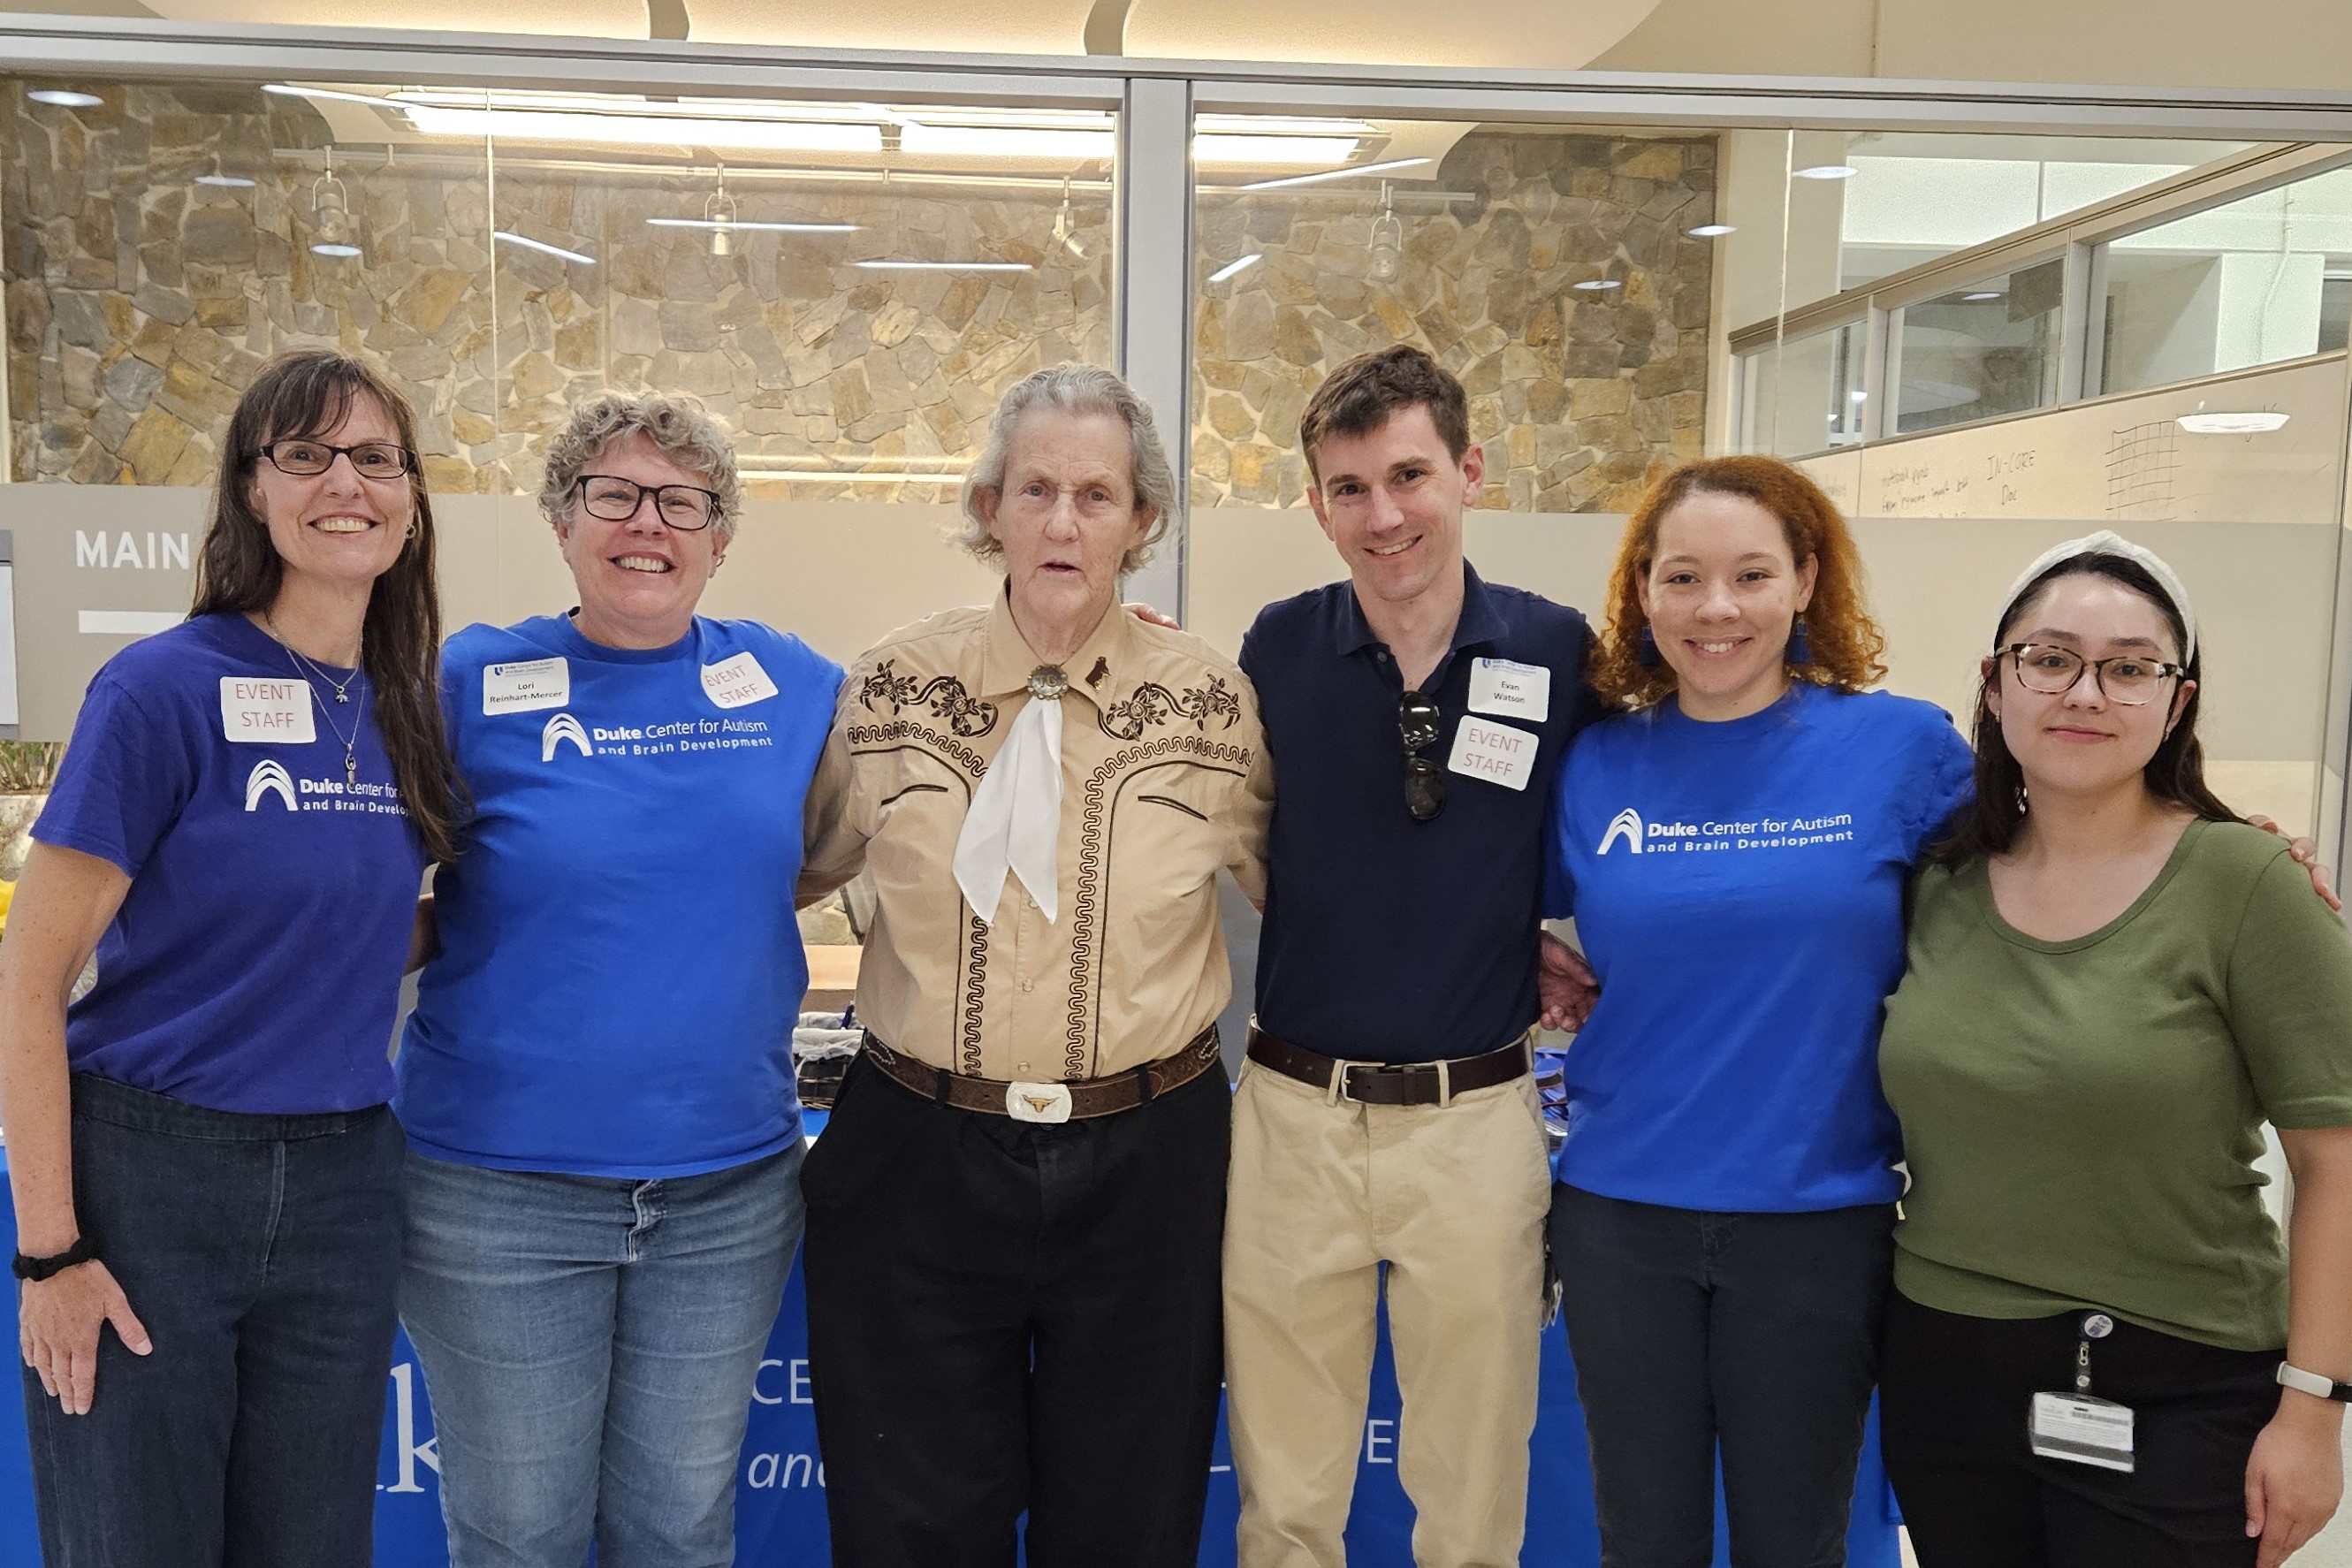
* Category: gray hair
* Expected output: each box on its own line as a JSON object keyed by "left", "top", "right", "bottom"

{"left": 540, "top": 393, "right": 743, "bottom": 544}
{"left": 955, "top": 364, "right": 1176, "bottom": 575}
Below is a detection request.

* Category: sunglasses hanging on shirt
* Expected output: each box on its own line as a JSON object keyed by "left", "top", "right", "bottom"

{"left": 1399, "top": 689, "right": 1445, "bottom": 823}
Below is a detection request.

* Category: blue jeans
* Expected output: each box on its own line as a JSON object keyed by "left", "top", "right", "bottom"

{"left": 21, "top": 1073, "right": 407, "bottom": 1568}
{"left": 400, "top": 1142, "right": 805, "bottom": 1568}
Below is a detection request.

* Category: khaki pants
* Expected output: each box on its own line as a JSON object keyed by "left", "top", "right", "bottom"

{"left": 1223, "top": 1047, "right": 1553, "bottom": 1568}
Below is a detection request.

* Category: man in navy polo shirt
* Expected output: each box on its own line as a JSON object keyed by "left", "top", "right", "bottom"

{"left": 1225, "top": 345, "right": 1602, "bottom": 1568}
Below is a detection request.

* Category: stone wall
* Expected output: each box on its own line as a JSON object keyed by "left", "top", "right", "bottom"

{"left": 1193, "top": 130, "right": 1716, "bottom": 514}
{"left": 3, "top": 84, "right": 1709, "bottom": 517}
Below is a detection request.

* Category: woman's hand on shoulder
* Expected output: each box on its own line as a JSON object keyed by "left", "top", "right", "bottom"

{"left": 2248, "top": 816, "right": 2341, "bottom": 912}
{"left": 19, "top": 1258, "right": 149, "bottom": 1417}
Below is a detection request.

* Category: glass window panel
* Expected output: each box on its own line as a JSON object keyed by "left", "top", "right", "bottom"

{"left": 1891, "top": 257, "right": 2065, "bottom": 435}
{"left": 2097, "top": 165, "right": 2352, "bottom": 397}
{"left": 1735, "top": 320, "right": 1864, "bottom": 456}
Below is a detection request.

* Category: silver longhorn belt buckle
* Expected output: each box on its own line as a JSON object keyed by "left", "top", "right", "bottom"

{"left": 1005, "top": 1081, "right": 1075, "bottom": 1123}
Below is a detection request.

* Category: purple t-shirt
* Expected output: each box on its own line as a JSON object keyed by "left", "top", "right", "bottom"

{"left": 34, "top": 612, "right": 427, "bottom": 1114}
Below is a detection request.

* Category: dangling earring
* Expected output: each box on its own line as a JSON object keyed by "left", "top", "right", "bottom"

{"left": 1636, "top": 627, "right": 1661, "bottom": 666}
{"left": 1786, "top": 619, "right": 1814, "bottom": 666}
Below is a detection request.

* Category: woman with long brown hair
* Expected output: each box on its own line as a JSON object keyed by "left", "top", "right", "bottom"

{"left": 0, "top": 348, "right": 458, "bottom": 1564}
{"left": 1538, "top": 455, "right": 1973, "bottom": 1566}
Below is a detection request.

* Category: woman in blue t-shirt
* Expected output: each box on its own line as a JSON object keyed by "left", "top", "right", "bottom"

{"left": 394, "top": 392, "right": 842, "bottom": 1568}
{"left": 1541, "top": 456, "right": 1973, "bottom": 1566}
{"left": 0, "top": 350, "right": 461, "bottom": 1563}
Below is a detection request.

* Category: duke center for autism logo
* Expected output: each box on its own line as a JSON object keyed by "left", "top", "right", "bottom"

{"left": 541, "top": 712, "right": 592, "bottom": 762}
{"left": 1597, "top": 807, "right": 1643, "bottom": 856}
{"left": 244, "top": 759, "right": 297, "bottom": 812}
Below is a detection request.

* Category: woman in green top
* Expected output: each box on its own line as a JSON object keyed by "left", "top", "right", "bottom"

{"left": 1878, "top": 531, "right": 2352, "bottom": 1568}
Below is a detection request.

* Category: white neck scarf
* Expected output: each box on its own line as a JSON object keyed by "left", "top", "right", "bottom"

{"left": 953, "top": 670, "right": 1065, "bottom": 926}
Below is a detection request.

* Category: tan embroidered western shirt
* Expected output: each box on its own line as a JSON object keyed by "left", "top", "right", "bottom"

{"left": 801, "top": 594, "right": 1273, "bottom": 1081}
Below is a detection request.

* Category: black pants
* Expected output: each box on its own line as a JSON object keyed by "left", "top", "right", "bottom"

{"left": 801, "top": 1052, "right": 1229, "bottom": 1568}
{"left": 1549, "top": 1183, "right": 1894, "bottom": 1568}
{"left": 23, "top": 1074, "right": 406, "bottom": 1568}
{"left": 1881, "top": 1290, "right": 2279, "bottom": 1568}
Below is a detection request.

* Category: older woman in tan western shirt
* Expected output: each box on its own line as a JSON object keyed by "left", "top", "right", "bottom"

{"left": 797, "top": 363, "right": 1271, "bottom": 1568}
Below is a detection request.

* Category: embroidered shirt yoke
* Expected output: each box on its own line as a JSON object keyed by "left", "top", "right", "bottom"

{"left": 802, "top": 595, "right": 1272, "bottom": 1082}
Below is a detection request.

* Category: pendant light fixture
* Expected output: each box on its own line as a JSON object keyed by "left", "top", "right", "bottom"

{"left": 1366, "top": 180, "right": 1403, "bottom": 284}
{"left": 704, "top": 163, "right": 738, "bottom": 256}
{"left": 309, "top": 148, "right": 361, "bottom": 260}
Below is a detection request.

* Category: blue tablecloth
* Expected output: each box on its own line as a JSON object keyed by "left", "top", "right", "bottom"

{"left": 0, "top": 1137, "right": 1902, "bottom": 1566}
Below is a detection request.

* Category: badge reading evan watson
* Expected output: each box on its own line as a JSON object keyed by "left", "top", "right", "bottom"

{"left": 1469, "top": 657, "right": 1550, "bottom": 722}
{"left": 483, "top": 657, "right": 570, "bottom": 716}
{"left": 701, "top": 651, "right": 780, "bottom": 710}
{"left": 220, "top": 677, "right": 316, "bottom": 745}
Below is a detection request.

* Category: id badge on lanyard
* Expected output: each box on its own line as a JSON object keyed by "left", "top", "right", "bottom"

{"left": 2028, "top": 1312, "right": 2135, "bottom": 1473}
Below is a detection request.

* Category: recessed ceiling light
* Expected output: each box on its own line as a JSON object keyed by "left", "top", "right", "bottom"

{"left": 1236, "top": 157, "right": 1432, "bottom": 192}
{"left": 1572, "top": 279, "right": 1622, "bottom": 292}
{"left": 1961, "top": 291, "right": 2005, "bottom": 301}
{"left": 854, "top": 260, "right": 1031, "bottom": 272}
{"left": 194, "top": 172, "right": 259, "bottom": 188}
{"left": 494, "top": 231, "right": 596, "bottom": 265}
{"left": 1793, "top": 164, "right": 1859, "bottom": 180}
{"left": 28, "top": 89, "right": 103, "bottom": 108}
{"left": 2177, "top": 410, "right": 2289, "bottom": 434}
{"left": 646, "top": 217, "right": 860, "bottom": 234}
{"left": 1208, "top": 253, "right": 1263, "bottom": 284}
{"left": 1686, "top": 224, "right": 1735, "bottom": 237}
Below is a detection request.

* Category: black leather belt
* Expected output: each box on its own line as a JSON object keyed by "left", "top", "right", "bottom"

{"left": 1245, "top": 1024, "right": 1530, "bottom": 1107}
{"left": 861, "top": 1025, "right": 1222, "bottom": 1122}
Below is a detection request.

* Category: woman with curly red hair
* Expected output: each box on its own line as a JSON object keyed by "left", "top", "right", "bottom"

{"left": 1539, "top": 454, "right": 1974, "bottom": 1567}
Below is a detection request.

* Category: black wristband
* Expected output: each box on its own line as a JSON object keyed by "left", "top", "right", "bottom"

{"left": 12, "top": 1237, "right": 98, "bottom": 1283}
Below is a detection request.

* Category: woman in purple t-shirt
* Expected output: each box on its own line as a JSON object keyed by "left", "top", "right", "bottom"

{"left": 0, "top": 351, "right": 461, "bottom": 1564}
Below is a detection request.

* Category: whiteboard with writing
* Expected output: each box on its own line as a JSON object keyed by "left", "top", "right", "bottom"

{"left": 1800, "top": 355, "right": 2347, "bottom": 526}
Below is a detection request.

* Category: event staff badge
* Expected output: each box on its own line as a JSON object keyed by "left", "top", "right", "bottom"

{"left": 1006, "top": 1081, "right": 1074, "bottom": 1123}
{"left": 2029, "top": 1312, "right": 2135, "bottom": 1472}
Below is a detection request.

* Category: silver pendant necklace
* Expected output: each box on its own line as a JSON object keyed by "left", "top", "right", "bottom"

{"left": 260, "top": 613, "right": 364, "bottom": 786}
{"left": 262, "top": 611, "right": 361, "bottom": 704}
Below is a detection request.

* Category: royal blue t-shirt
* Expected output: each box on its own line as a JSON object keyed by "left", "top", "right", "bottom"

{"left": 1546, "top": 682, "right": 1973, "bottom": 1211}
{"left": 35, "top": 613, "right": 427, "bottom": 1114}
{"left": 397, "top": 613, "right": 841, "bottom": 1178}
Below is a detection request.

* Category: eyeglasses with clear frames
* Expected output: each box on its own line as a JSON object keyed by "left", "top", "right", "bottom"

{"left": 574, "top": 474, "right": 723, "bottom": 531}
{"left": 1998, "top": 643, "right": 2188, "bottom": 705}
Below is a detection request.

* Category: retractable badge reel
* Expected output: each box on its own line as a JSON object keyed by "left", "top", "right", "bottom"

{"left": 2029, "top": 1313, "right": 2135, "bottom": 1473}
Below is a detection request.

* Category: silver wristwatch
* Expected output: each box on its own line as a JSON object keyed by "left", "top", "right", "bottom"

{"left": 2276, "top": 1362, "right": 2352, "bottom": 1402}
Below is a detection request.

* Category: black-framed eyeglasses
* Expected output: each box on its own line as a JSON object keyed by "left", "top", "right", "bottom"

{"left": 574, "top": 474, "right": 723, "bottom": 531}
{"left": 1400, "top": 689, "right": 1446, "bottom": 823}
{"left": 1998, "top": 643, "right": 2188, "bottom": 705}
{"left": 259, "top": 439, "right": 416, "bottom": 479}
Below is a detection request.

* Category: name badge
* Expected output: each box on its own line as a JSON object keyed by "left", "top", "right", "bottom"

{"left": 2029, "top": 1393, "right": 2135, "bottom": 1473}
{"left": 702, "top": 651, "right": 780, "bottom": 710}
{"left": 1447, "top": 715, "right": 1539, "bottom": 792}
{"left": 483, "top": 657, "right": 569, "bottom": 715}
{"left": 1470, "top": 657, "right": 1550, "bottom": 721}
{"left": 219, "top": 677, "right": 316, "bottom": 745}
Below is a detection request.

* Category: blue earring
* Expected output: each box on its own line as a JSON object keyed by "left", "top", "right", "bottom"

{"left": 1636, "top": 627, "right": 1661, "bottom": 666}
{"left": 1786, "top": 620, "right": 1814, "bottom": 666}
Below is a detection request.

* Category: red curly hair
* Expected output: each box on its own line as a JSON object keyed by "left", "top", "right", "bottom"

{"left": 1589, "top": 455, "right": 1887, "bottom": 710}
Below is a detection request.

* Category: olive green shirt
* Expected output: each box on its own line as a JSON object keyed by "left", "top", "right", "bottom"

{"left": 1882, "top": 818, "right": 2352, "bottom": 1351}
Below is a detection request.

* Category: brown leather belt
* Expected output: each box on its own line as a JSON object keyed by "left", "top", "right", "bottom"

{"left": 1245, "top": 1024, "right": 1530, "bottom": 1107}
{"left": 860, "top": 1024, "right": 1222, "bottom": 1122}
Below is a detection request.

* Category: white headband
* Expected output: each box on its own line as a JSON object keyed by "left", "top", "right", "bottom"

{"left": 1993, "top": 529, "right": 2197, "bottom": 663}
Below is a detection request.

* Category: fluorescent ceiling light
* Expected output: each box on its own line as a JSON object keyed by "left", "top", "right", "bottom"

{"left": 1793, "top": 164, "right": 1860, "bottom": 180}
{"left": 2177, "top": 410, "right": 2289, "bottom": 434}
{"left": 1686, "top": 224, "right": 1735, "bottom": 237}
{"left": 902, "top": 123, "right": 1113, "bottom": 160}
{"left": 264, "top": 83, "right": 393, "bottom": 108}
{"left": 1208, "top": 253, "right": 1263, "bottom": 283}
{"left": 1196, "top": 135, "right": 1359, "bottom": 166}
{"left": 647, "top": 217, "right": 860, "bottom": 233}
{"left": 195, "top": 172, "right": 258, "bottom": 187}
{"left": 1572, "top": 279, "right": 1622, "bottom": 292}
{"left": 495, "top": 230, "right": 595, "bottom": 265}
{"left": 407, "top": 103, "right": 879, "bottom": 154}
{"left": 28, "top": 89, "right": 103, "bottom": 108}
{"left": 1237, "top": 156, "right": 1432, "bottom": 192}
{"left": 739, "top": 462, "right": 964, "bottom": 483}
{"left": 855, "top": 259, "right": 1030, "bottom": 271}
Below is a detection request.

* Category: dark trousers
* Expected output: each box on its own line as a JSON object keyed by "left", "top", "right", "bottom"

{"left": 1881, "top": 1290, "right": 2279, "bottom": 1568}
{"left": 21, "top": 1073, "right": 407, "bottom": 1567}
{"left": 1549, "top": 1182, "right": 1894, "bottom": 1568}
{"left": 801, "top": 1052, "right": 1229, "bottom": 1568}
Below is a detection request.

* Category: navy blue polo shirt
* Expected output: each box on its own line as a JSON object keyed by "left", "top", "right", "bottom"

{"left": 1242, "top": 564, "right": 1601, "bottom": 1064}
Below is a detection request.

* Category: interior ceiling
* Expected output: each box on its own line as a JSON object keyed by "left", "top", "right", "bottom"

{"left": 108, "top": 0, "right": 1666, "bottom": 69}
